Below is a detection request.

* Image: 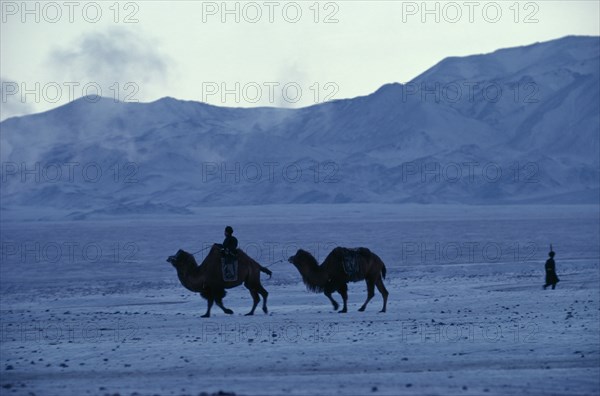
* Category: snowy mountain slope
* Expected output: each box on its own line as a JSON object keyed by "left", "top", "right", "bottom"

{"left": 1, "top": 36, "right": 598, "bottom": 218}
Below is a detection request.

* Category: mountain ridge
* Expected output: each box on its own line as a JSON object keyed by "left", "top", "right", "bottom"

{"left": 1, "top": 35, "right": 598, "bottom": 219}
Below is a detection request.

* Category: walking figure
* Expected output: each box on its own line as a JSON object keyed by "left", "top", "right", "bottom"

{"left": 543, "top": 244, "right": 560, "bottom": 290}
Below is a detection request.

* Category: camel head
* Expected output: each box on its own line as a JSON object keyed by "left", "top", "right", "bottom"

{"left": 288, "top": 251, "right": 299, "bottom": 264}
{"left": 288, "top": 249, "right": 316, "bottom": 267}
{"left": 167, "top": 249, "right": 197, "bottom": 269}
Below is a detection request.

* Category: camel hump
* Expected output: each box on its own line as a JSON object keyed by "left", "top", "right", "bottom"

{"left": 334, "top": 246, "right": 358, "bottom": 254}
{"left": 338, "top": 247, "right": 371, "bottom": 257}
{"left": 209, "top": 243, "right": 225, "bottom": 254}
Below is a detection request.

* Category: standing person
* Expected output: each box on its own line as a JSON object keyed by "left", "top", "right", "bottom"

{"left": 543, "top": 245, "right": 560, "bottom": 290}
{"left": 222, "top": 226, "right": 238, "bottom": 257}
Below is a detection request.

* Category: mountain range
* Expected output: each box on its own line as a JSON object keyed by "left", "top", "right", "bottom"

{"left": 1, "top": 35, "right": 598, "bottom": 219}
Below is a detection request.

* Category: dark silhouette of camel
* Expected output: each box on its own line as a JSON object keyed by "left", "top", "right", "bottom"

{"left": 288, "top": 247, "right": 388, "bottom": 313}
{"left": 167, "top": 245, "right": 271, "bottom": 317}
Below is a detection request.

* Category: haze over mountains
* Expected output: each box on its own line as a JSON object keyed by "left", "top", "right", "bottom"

{"left": 1, "top": 36, "right": 598, "bottom": 219}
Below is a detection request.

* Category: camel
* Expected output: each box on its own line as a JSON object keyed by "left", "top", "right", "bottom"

{"left": 288, "top": 247, "right": 388, "bottom": 313}
{"left": 167, "top": 245, "right": 272, "bottom": 317}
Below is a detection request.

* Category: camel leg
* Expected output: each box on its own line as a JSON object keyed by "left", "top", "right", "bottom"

{"left": 375, "top": 276, "right": 389, "bottom": 313}
{"left": 257, "top": 284, "right": 269, "bottom": 314}
{"left": 201, "top": 297, "right": 214, "bottom": 318}
{"left": 215, "top": 297, "right": 234, "bottom": 315}
{"left": 338, "top": 283, "right": 348, "bottom": 313}
{"left": 358, "top": 279, "right": 375, "bottom": 312}
{"left": 244, "top": 281, "right": 260, "bottom": 316}
{"left": 324, "top": 291, "right": 339, "bottom": 311}
{"left": 246, "top": 289, "right": 260, "bottom": 316}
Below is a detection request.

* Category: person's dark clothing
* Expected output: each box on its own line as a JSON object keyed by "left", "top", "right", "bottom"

{"left": 222, "top": 235, "right": 238, "bottom": 256}
{"left": 544, "top": 258, "right": 559, "bottom": 289}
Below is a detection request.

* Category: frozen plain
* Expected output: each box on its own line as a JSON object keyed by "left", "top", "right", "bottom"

{"left": 0, "top": 204, "right": 598, "bottom": 396}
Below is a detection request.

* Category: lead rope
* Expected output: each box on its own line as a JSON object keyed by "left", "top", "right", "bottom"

{"left": 190, "top": 245, "right": 212, "bottom": 256}
{"left": 265, "top": 258, "right": 285, "bottom": 268}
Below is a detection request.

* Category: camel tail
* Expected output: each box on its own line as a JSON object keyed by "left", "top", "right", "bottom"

{"left": 372, "top": 252, "right": 387, "bottom": 280}
{"left": 260, "top": 266, "right": 272, "bottom": 279}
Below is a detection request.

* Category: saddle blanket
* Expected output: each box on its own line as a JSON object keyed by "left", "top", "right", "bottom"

{"left": 221, "top": 257, "right": 238, "bottom": 282}
{"left": 342, "top": 249, "right": 360, "bottom": 278}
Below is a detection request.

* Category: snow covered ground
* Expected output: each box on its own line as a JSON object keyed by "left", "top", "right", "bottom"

{"left": 1, "top": 204, "right": 598, "bottom": 395}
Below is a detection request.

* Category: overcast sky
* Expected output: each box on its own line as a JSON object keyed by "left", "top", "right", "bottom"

{"left": 1, "top": 0, "right": 599, "bottom": 120}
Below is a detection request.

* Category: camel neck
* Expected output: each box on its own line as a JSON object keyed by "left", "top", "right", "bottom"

{"left": 296, "top": 260, "right": 328, "bottom": 289}
{"left": 176, "top": 264, "right": 203, "bottom": 291}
